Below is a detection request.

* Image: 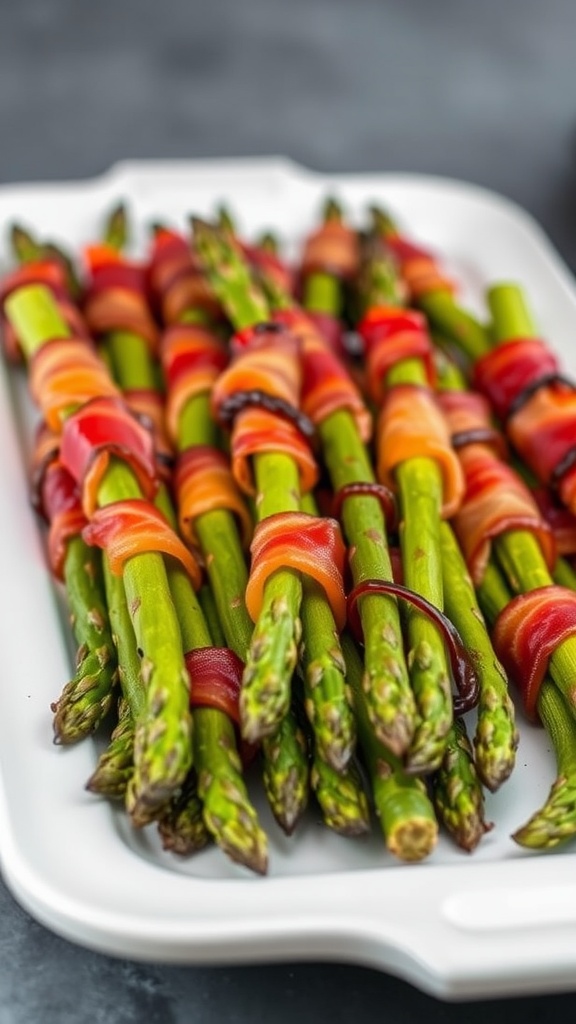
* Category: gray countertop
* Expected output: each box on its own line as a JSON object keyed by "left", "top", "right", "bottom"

{"left": 2, "top": 1, "right": 576, "bottom": 1019}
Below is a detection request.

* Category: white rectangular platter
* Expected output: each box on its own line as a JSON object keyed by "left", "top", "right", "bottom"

{"left": 1, "top": 157, "right": 576, "bottom": 1000}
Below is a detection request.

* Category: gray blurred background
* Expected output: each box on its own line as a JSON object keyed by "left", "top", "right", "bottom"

{"left": 1, "top": 1, "right": 576, "bottom": 1021}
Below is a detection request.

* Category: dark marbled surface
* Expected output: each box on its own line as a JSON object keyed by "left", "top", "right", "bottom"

{"left": 2, "top": 1, "right": 576, "bottom": 1019}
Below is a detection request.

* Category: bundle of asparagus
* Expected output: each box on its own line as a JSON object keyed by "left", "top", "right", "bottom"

{"left": 5, "top": 189, "right": 576, "bottom": 876}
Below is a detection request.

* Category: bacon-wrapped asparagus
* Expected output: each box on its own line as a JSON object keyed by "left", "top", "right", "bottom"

{"left": 148, "top": 225, "right": 311, "bottom": 835}
{"left": 192, "top": 219, "right": 356, "bottom": 778}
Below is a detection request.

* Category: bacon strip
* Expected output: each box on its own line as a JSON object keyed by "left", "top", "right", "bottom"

{"left": 506, "top": 385, "right": 576, "bottom": 507}
{"left": 492, "top": 586, "right": 576, "bottom": 720}
{"left": 385, "top": 235, "right": 456, "bottom": 300}
{"left": 83, "top": 498, "right": 202, "bottom": 587}
{"left": 161, "top": 322, "right": 228, "bottom": 443}
{"left": 211, "top": 322, "right": 302, "bottom": 422}
{"left": 473, "top": 338, "right": 560, "bottom": 423}
{"left": 533, "top": 486, "right": 576, "bottom": 556}
{"left": 30, "top": 422, "right": 61, "bottom": 516}
{"left": 437, "top": 389, "right": 506, "bottom": 456}
{"left": 231, "top": 407, "right": 318, "bottom": 496}
{"left": 273, "top": 307, "right": 372, "bottom": 442}
{"left": 451, "top": 444, "right": 556, "bottom": 583}
{"left": 42, "top": 460, "right": 88, "bottom": 581}
{"left": 83, "top": 244, "right": 159, "bottom": 353}
{"left": 122, "top": 387, "right": 173, "bottom": 469}
{"left": 147, "top": 228, "right": 220, "bottom": 324}
{"left": 300, "top": 217, "right": 360, "bottom": 281}
{"left": 375, "top": 384, "right": 464, "bottom": 518}
{"left": 242, "top": 241, "right": 294, "bottom": 297}
{"left": 0, "top": 259, "right": 88, "bottom": 362}
{"left": 60, "top": 396, "right": 158, "bottom": 517}
{"left": 358, "top": 305, "right": 436, "bottom": 403}
{"left": 174, "top": 445, "right": 253, "bottom": 548}
{"left": 245, "top": 511, "right": 347, "bottom": 629}
{"left": 185, "top": 646, "right": 244, "bottom": 726}
{"left": 185, "top": 646, "right": 258, "bottom": 765}
{"left": 29, "top": 337, "right": 121, "bottom": 432}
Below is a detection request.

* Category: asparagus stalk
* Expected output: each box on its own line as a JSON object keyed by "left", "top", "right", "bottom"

{"left": 433, "top": 353, "right": 518, "bottom": 789}
{"left": 144, "top": 227, "right": 312, "bottom": 836}
{"left": 438, "top": 521, "right": 518, "bottom": 790}
{"left": 193, "top": 219, "right": 355, "bottom": 759}
{"left": 487, "top": 284, "right": 576, "bottom": 719}
{"left": 357, "top": 230, "right": 454, "bottom": 772}
{"left": 175, "top": 372, "right": 310, "bottom": 836}
{"left": 263, "top": 238, "right": 416, "bottom": 759}
{"left": 90, "top": 219, "right": 268, "bottom": 865}
{"left": 341, "top": 632, "right": 438, "bottom": 861}
{"left": 51, "top": 534, "right": 118, "bottom": 742}
{"left": 370, "top": 206, "right": 491, "bottom": 363}
{"left": 85, "top": 554, "right": 144, "bottom": 797}
{"left": 6, "top": 286, "right": 193, "bottom": 821}
{"left": 238, "top": 214, "right": 416, "bottom": 759}
{"left": 477, "top": 561, "right": 576, "bottom": 849}
{"left": 8, "top": 225, "right": 119, "bottom": 743}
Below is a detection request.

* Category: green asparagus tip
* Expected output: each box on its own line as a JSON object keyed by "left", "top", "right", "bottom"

{"left": 51, "top": 648, "right": 117, "bottom": 744}
{"left": 322, "top": 196, "right": 344, "bottom": 223}
{"left": 261, "top": 718, "right": 310, "bottom": 836}
{"left": 512, "top": 774, "right": 576, "bottom": 850}
{"left": 369, "top": 205, "right": 399, "bottom": 237}
{"left": 311, "top": 757, "right": 371, "bottom": 837}
{"left": 216, "top": 203, "right": 236, "bottom": 235}
{"left": 157, "top": 772, "right": 212, "bottom": 856}
{"left": 257, "top": 231, "right": 279, "bottom": 254}
{"left": 201, "top": 775, "right": 269, "bottom": 874}
{"left": 104, "top": 200, "right": 129, "bottom": 251}
{"left": 9, "top": 222, "right": 41, "bottom": 263}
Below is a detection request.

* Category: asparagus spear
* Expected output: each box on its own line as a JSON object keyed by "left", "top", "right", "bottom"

{"left": 6, "top": 285, "right": 193, "bottom": 821}
{"left": 8, "top": 225, "right": 119, "bottom": 743}
{"left": 89, "top": 216, "right": 268, "bottom": 866}
{"left": 262, "top": 237, "right": 416, "bottom": 759}
{"left": 370, "top": 206, "right": 490, "bottom": 363}
{"left": 341, "top": 633, "right": 438, "bottom": 861}
{"left": 51, "top": 534, "right": 118, "bottom": 742}
{"left": 193, "top": 219, "right": 355, "bottom": 760}
{"left": 477, "top": 561, "right": 576, "bottom": 849}
{"left": 486, "top": 284, "right": 576, "bottom": 719}
{"left": 85, "top": 554, "right": 144, "bottom": 798}
{"left": 144, "top": 225, "right": 312, "bottom": 836}
{"left": 431, "top": 716, "right": 492, "bottom": 852}
{"left": 157, "top": 767, "right": 211, "bottom": 855}
{"left": 310, "top": 752, "right": 371, "bottom": 837}
{"left": 357, "top": 226, "right": 454, "bottom": 772}
{"left": 438, "top": 521, "right": 518, "bottom": 790}
{"left": 433, "top": 353, "right": 518, "bottom": 789}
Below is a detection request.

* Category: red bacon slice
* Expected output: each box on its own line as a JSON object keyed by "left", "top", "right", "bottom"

{"left": 451, "top": 444, "right": 556, "bottom": 583}
{"left": 174, "top": 445, "right": 253, "bottom": 548}
{"left": 83, "top": 244, "right": 159, "bottom": 353}
{"left": 83, "top": 498, "right": 202, "bottom": 588}
{"left": 29, "top": 337, "right": 121, "bottom": 432}
{"left": 245, "top": 511, "right": 347, "bottom": 629}
{"left": 492, "top": 586, "right": 576, "bottom": 720}
{"left": 60, "top": 396, "right": 158, "bottom": 517}
{"left": 375, "top": 384, "right": 464, "bottom": 518}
